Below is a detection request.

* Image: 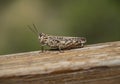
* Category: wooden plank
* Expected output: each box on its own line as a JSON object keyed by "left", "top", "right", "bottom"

{"left": 0, "top": 41, "right": 120, "bottom": 84}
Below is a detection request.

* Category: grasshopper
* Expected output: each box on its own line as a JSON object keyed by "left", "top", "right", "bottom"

{"left": 28, "top": 24, "right": 86, "bottom": 52}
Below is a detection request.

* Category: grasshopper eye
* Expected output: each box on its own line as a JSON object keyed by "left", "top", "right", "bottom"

{"left": 39, "top": 33, "right": 44, "bottom": 37}
{"left": 39, "top": 33, "right": 47, "bottom": 38}
{"left": 39, "top": 33, "right": 42, "bottom": 37}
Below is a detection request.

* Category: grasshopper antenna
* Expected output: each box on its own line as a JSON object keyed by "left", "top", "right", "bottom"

{"left": 27, "top": 25, "right": 38, "bottom": 36}
{"left": 33, "top": 24, "right": 39, "bottom": 34}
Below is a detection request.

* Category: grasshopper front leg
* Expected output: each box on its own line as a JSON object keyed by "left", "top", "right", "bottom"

{"left": 41, "top": 45, "right": 45, "bottom": 53}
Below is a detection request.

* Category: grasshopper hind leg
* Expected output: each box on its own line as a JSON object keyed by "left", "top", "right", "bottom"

{"left": 80, "top": 43, "right": 84, "bottom": 48}
{"left": 58, "top": 46, "right": 64, "bottom": 53}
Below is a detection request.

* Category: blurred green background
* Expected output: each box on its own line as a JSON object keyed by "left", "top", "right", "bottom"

{"left": 0, "top": 0, "right": 120, "bottom": 55}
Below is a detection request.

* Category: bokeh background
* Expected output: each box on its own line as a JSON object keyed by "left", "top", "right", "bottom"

{"left": 0, "top": 0, "right": 120, "bottom": 55}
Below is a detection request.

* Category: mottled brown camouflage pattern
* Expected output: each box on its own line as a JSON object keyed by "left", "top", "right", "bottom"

{"left": 38, "top": 33, "right": 86, "bottom": 50}
{"left": 28, "top": 24, "right": 86, "bottom": 52}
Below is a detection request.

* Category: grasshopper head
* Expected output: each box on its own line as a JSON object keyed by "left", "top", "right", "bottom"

{"left": 38, "top": 33, "right": 48, "bottom": 40}
{"left": 39, "top": 33, "right": 44, "bottom": 37}
{"left": 39, "top": 33, "right": 47, "bottom": 37}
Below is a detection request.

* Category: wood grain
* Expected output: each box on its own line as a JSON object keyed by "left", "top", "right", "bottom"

{"left": 0, "top": 41, "right": 120, "bottom": 84}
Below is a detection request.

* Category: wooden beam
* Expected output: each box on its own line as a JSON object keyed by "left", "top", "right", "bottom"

{"left": 0, "top": 41, "right": 120, "bottom": 84}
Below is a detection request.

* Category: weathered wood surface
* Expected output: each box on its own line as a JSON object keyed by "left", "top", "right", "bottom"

{"left": 0, "top": 41, "right": 120, "bottom": 84}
